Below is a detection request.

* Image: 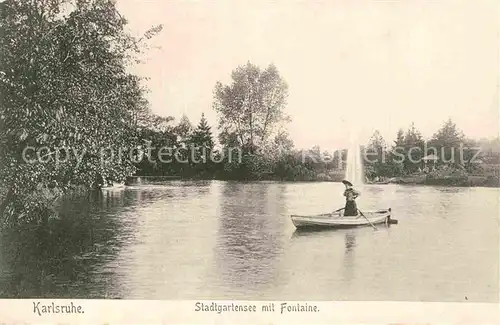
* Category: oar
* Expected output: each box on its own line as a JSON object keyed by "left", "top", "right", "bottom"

{"left": 358, "top": 209, "right": 377, "bottom": 230}
{"left": 330, "top": 207, "right": 344, "bottom": 217}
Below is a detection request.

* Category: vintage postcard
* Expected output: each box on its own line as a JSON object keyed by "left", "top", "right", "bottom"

{"left": 0, "top": 0, "right": 498, "bottom": 324}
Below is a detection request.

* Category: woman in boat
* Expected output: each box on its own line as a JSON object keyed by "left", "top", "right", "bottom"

{"left": 342, "top": 180, "right": 360, "bottom": 216}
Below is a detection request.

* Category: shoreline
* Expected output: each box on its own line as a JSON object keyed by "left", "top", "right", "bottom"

{"left": 125, "top": 175, "right": 500, "bottom": 188}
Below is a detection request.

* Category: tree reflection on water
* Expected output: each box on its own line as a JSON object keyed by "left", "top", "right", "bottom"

{"left": 0, "top": 190, "right": 135, "bottom": 298}
{"left": 214, "top": 182, "right": 287, "bottom": 297}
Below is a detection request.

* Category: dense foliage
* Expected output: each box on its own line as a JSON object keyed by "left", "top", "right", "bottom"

{"left": 0, "top": 0, "right": 161, "bottom": 223}
{"left": 364, "top": 119, "right": 499, "bottom": 181}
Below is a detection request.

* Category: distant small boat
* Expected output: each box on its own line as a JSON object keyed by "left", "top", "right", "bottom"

{"left": 291, "top": 208, "right": 394, "bottom": 229}
{"left": 101, "top": 182, "right": 125, "bottom": 190}
{"left": 374, "top": 180, "right": 391, "bottom": 184}
{"left": 366, "top": 178, "right": 394, "bottom": 185}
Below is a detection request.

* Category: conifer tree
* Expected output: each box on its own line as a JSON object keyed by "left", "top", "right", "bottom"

{"left": 191, "top": 113, "right": 214, "bottom": 149}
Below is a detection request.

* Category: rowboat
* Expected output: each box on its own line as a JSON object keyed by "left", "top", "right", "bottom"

{"left": 101, "top": 182, "right": 125, "bottom": 190}
{"left": 290, "top": 208, "right": 394, "bottom": 229}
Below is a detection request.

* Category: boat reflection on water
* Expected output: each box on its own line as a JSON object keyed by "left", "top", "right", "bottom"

{"left": 342, "top": 232, "right": 357, "bottom": 282}
{"left": 344, "top": 232, "right": 356, "bottom": 252}
{"left": 289, "top": 227, "right": 361, "bottom": 284}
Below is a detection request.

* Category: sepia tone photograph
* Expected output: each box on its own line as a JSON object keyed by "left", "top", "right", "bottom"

{"left": 0, "top": 0, "right": 498, "bottom": 310}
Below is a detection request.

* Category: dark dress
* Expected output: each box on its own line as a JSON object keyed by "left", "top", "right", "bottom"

{"left": 343, "top": 188, "right": 359, "bottom": 216}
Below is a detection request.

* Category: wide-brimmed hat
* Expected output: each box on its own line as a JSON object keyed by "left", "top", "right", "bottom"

{"left": 342, "top": 180, "right": 353, "bottom": 186}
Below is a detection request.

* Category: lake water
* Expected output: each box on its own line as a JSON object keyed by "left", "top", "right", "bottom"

{"left": 0, "top": 181, "right": 498, "bottom": 302}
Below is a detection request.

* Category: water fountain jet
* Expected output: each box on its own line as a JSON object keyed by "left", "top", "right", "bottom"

{"left": 344, "top": 131, "right": 365, "bottom": 186}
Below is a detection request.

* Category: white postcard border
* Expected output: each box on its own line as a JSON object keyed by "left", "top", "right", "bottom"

{"left": 0, "top": 299, "right": 498, "bottom": 324}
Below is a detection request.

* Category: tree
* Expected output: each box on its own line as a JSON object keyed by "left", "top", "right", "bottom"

{"left": 394, "top": 129, "right": 405, "bottom": 147}
{"left": 402, "top": 123, "right": 425, "bottom": 173}
{"left": 428, "top": 118, "right": 464, "bottom": 166}
{"left": 174, "top": 114, "right": 193, "bottom": 144}
{"left": 212, "top": 62, "right": 289, "bottom": 180}
{"left": 367, "top": 130, "right": 386, "bottom": 154}
{"left": 404, "top": 123, "right": 425, "bottom": 147}
{"left": 253, "top": 130, "right": 294, "bottom": 178}
{"left": 134, "top": 113, "right": 177, "bottom": 176}
{"left": 431, "top": 118, "right": 464, "bottom": 147}
{"left": 386, "top": 129, "right": 406, "bottom": 175}
{"left": 190, "top": 113, "right": 214, "bottom": 149}
{"left": 213, "top": 62, "right": 289, "bottom": 154}
{"left": 188, "top": 113, "right": 215, "bottom": 177}
{"left": 0, "top": 0, "right": 162, "bottom": 222}
{"left": 170, "top": 114, "right": 194, "bottom": 176}
{"left": 142, "top": 115, "right": 175, "bottom": 133}
{"left": 365, "top": 130, "right": 391, "bottom": 178}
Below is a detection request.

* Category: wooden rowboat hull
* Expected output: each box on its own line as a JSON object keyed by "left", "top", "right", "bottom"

{"left": 290, "top": 209, "right": 392, "bottom": 229}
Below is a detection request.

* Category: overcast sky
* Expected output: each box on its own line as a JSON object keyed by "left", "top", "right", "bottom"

{"left": 117, "top": 0, "right": 498, "bottom": 150}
